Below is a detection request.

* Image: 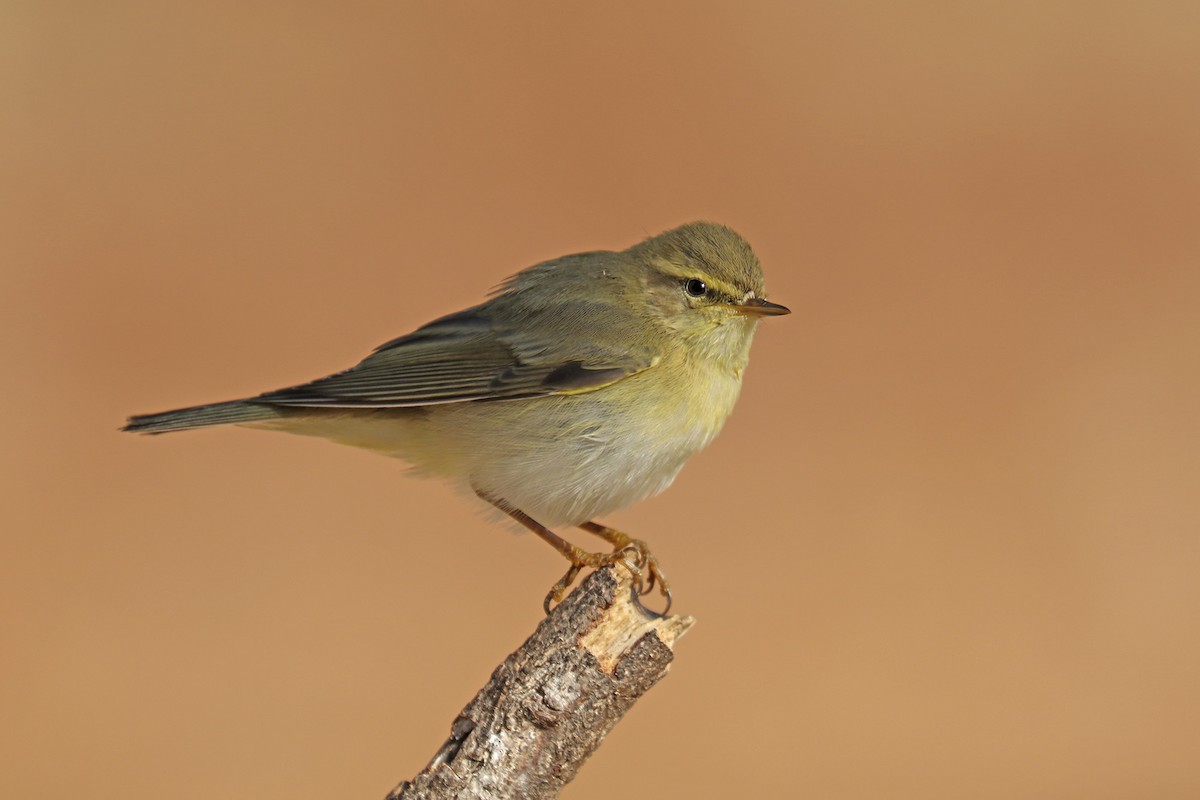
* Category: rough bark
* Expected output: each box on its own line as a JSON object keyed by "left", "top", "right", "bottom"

{"left": 386, "top": 565, "right": 695, "bottom": 800}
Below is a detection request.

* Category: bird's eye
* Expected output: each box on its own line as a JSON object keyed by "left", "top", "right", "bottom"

{"left": 683, "top": 278, "right": 708, "bottom": 298}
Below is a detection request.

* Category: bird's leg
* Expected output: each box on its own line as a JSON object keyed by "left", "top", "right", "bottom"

{"left": 476, "top": 491, "right": 643, "bottom": 614}
{"left": 578, "top": 521, "right": 672, "bottom": 614}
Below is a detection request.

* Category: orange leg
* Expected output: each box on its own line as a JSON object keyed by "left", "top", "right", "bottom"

{"left": 477, "top": 491, "right": 645, "bottom": 614}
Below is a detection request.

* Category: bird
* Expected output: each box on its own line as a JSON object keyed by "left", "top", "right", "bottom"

{"left": 124, "top": 221, "right": 789, "bottom": 613}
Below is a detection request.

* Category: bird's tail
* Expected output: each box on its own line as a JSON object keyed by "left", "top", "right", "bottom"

{"left": 123, "top": 399, "right": 284, "bottom": 434}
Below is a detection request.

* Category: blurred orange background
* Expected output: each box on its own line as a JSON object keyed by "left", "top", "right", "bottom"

{"left": 4, "top": 2, "right": 1199, "bottom": 798}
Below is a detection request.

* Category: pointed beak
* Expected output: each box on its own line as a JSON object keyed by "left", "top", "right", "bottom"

{"left": 732, "top": 297, "right": 791, "bottom": 317}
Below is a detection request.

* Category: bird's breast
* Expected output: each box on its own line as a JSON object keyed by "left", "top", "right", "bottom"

{"left": 330, "top": 356, "right": 750, "bottom": 527}
{"left": 512, "top": 356, "right": 746, "bottom": 524}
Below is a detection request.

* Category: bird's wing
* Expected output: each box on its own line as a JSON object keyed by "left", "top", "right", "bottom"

{"left": 256, "top": 303, "right": 655, "bottom": 408}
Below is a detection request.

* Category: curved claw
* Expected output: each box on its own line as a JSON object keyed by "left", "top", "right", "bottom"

{"left": 632, "top": 580, "right": 673, "bottom": 617}
{"left": 642, "top": 568, "right": 657, "bottom": 595}
{"left": 542, "top": 563, "right": 583, "bottom": 615}
{"left": 659, "top": 586, "right": 673, "bottom": 616}
{"left": 634, "top": 557, "right": 672, "bottom": 615}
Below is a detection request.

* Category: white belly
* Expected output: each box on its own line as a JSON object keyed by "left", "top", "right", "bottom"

{"left": 437, "top": 365, "right": 745, "bottom": 525}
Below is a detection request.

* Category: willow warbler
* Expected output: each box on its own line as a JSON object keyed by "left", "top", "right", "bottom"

{"left": 125, "top": 222, "right": 789, "bottom": 612}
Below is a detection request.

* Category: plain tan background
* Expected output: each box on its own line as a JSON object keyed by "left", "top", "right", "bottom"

{"left": 5, "top": 2, "right": 1199, "bottom": 798}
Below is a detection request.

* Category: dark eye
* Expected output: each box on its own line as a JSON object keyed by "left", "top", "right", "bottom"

{"left": 683, "top": 278, "right": 708, "bottom": 298}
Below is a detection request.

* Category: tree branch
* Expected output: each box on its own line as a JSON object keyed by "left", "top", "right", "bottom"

{"left": 386, "top": 565, "right": 695, "bottom": 800}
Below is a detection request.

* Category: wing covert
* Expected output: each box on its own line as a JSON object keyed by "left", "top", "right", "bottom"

{"left": 256, "top": 304, "right": 652, "bottom": 408}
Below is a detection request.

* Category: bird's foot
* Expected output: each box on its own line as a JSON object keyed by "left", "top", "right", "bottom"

{"left": 578, "top": 523, "right": 672, "bottom": 615}
{"left": 541, "top": 543, "right": 649, "bottom": 615}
